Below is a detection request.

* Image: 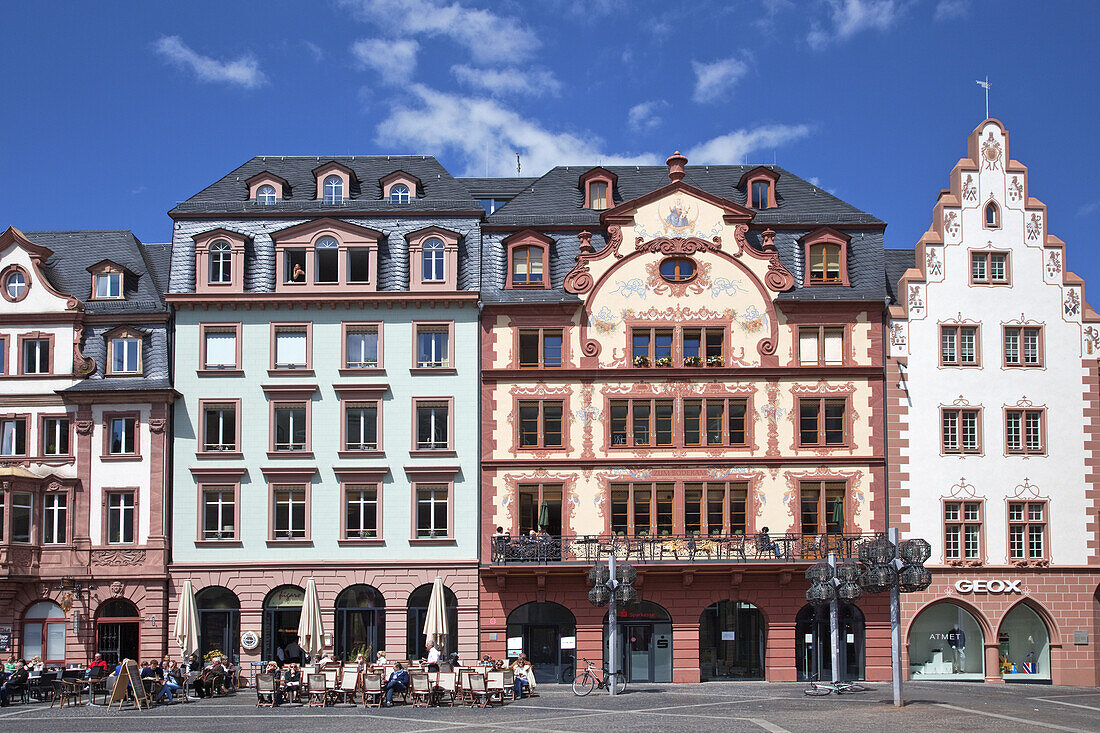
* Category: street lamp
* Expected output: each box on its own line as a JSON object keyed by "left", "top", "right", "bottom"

{"left": 805, "top": 528, "right": 931, "bottom": 707}
{"left": 587, "top": 554, "right": 637, "bottom": 695}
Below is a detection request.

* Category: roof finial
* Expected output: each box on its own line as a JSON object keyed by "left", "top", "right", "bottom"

{"left": 666, "top": 151, "right": 687, "bottom": 183}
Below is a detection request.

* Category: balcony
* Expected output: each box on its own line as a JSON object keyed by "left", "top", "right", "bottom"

{"left": 488, "top": 532, "right": 883, "bottom": 566}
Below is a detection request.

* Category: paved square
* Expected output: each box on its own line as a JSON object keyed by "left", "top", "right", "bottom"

{"left": 2, "top": 682, "right": 1098, "bottom": 733}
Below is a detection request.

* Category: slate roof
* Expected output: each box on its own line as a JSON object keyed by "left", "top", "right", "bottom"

{"left": 475, "top": 165, "right": 888, "bottom": 304}
{"left": 170, "top": 155, "right": 482, "bottom": 215}
{"left": 456, "top": 177, "right": 537, "bottom": 198}
{"left": 885, "top": 248, "right": 915, "bottom": 305}
{"left": 24, "top": 230, "right": 167, "bottom": 313}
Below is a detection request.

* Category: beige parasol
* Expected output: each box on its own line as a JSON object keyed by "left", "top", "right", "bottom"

{"left": 174, "top": 579, "right": 200, "bottom": 660}
{"left": 422, "top": 577, "right": 449, "bottom": 654}
{"left": 297, "top": 577, "right": 325, "bottom": 659}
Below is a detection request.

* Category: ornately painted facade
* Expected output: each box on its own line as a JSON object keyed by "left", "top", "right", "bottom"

{"left": 475, "top": 155, "right": 894, "bottom": 683}
{"left": 165, "top": 158, "right": 481, "bottom": 666}
{"left": 887, "top": 119, "right": 1100, "bottom": 686}
{"left": 0, "top": 227, "right": 174, "bottom": 666}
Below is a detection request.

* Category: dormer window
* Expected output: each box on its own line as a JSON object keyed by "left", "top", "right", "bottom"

{"left": 323, "top": 175, "right": 344, "bottom": 204}
{"left": 751, "top": 181, "right": 770, "bottom": 209}
{"left": 3, "top": 268, "right": 28, "bottom": 301}
{"left": 802, "top": 227, "right": 850, "bottom": 287}
{"left": 315, "top": 236, "right": 339, "bottom": 283}
{"left": 390, "top": 184, "right": 410, "bottom": 204}
{"left": 589, "top": 182, "right": 608, "bottom": 209}
{"left": 106, "top": 327, "right": 144, "bottom": 376}
{"left": 209, "top": 240, "right": 232, "bottom": 284}
{"left": 504, "top": 229, "right": 553, "bottom": 290}
{"left": 95, "top": 272, "right": 123, "bottom": 299}
{"left": 984, "top": 201, "right": 999, "bottom": 228}
{"left": 257, "top": 184, "right": 277, "bottom": 205}
{"left": 579, "top": 167, "right": 617, "bottom": 210}
{"left": 422, "top": 238, "right": 445, "bottom": 282}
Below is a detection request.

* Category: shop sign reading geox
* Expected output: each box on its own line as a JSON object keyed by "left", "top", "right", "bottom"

{"left": 953, "top": 579, "right": 1023, "bottom": 594}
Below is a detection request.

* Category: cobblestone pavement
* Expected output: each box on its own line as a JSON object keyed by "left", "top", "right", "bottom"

{"left": 2, "top": 681, "right": 1099, "bottom": 732}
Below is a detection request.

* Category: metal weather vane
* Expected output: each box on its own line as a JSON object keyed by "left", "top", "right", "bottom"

{"left": 976, "top": 76, "right": 991, "bottom": 119}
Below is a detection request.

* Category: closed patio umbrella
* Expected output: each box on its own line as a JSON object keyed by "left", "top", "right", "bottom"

{"left": 174, "top": 579, "right": 200, "bottom": 660}
{"left": 538, "top": 500, "right": 550, "bottom": 530}
{"left": 422, "top": 577, "right": 449, "bottom": 655}
{"left": 297, "top": 578, "right": 325, "bottom": 659}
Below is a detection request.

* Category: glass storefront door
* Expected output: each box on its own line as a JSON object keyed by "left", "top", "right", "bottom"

{"left": 263, "top": 585, "right": 304, "bottom": 664}
{"left": 604, "top": 601, "right": 672, "bottom": 683}
{"left": 197, "top": 586, "right": 240, "bottom": 663}
{"left": 795, "top": 603, "right": 865, "bottom": 681}
{"left": 699, "top": 600, "right": 765, "bottom": 680}
{"left": 507, "top": 602, "right": 577, "bottom": 683}
{"left": 97, "top": 599, "right": 140, "bottom": 667}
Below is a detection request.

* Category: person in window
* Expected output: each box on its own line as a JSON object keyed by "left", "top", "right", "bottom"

{"left": 425, "top": 641, "right": 441, "bottom": 672}
{"left": 291, "top": 263, "right": 305, "bottom": 282}
{"left": 511, "top": 654, "right": 535, "bottom": 699}
{"left": 759, "top": 526, "right": 782, "bottom": 559}
{"left": 0, "top": 661, "right": 28, "bottom": 706}
{"left": 382, "top": 662, "right": 409, "bottom": 707}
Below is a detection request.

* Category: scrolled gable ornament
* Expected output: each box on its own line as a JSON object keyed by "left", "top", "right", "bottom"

{"left": 564, "top": 226, "right": 624, "bottom": 294}
{"left": 633, "top": 235, "right": 722, "bottom": 255}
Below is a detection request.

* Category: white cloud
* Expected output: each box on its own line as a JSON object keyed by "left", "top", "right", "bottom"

{"left": 351, "top": 37, "right": 419, "bottom": 82}
{"left": 934, "top": 0, "right": 970, "bottom": 21}
{"left": 303, "top": 41, "right": 324, "bottom": 62}
{"left": 339, "top": 0, "right": 538, "bottom": 63}
{"left": 807, "top": 0, "right": 904, "bottom": 50}
{"left": 627, "top": 101, "right": 666, "bottom": 133}
{"left": 450, "top": 65, "right": 562, "bottom": 97}
{"left": 685, "top": 124, "right": 812, "bottom": 164}
{"left": 153, "top": 36, "right": 267, "bottom": 88}
{"left": 692, "top": 55, "right": 751, "bottom": 104}
{"left": 1078, "top": 200, "right": 1100, "bottom": 217}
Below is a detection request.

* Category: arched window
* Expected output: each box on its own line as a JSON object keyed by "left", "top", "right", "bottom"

{"left": 257, "top": 184, "right": 277, "bottom": 205}
{"left": 323, "top": 175, "right": 344, "bottom": 204}
{"left": 808, "top": 243, "right": 842, "bottom": 283}
{"left": 263, "top": 585, "right": 305, "bottom": 664}
{"left": 314, "top": 236, "right": 339, "bottom": 283}
{"left": 196, "top": 586, "right": 240, "bottom": 662}
{"left": 511, "top": 245, "right": 545, "bottom": 286}
{"left": 335, "top": 585, "right": 385, "bottom": 661}
{"left": 406, "top": 583, "right": 458, "bottom": 659}
{"left": 24, "top": 601, "right": 66, "bottom": 665}
{"left": 984, "top": 201, "right": 999, "bottom": 228}
{"left": 422, "top": 238, "right": 445, "bottom": 282}
{"left": 96, "top": 598, "right": 139, "bottom": 667}
{"left": 390, "top": 183, "right": 410, "bottom": 204}
{"left": 506, "top": 602, "right": 576, "bottom": 683}
{"left": 907, "top": 602, "right": 985, "bottom": 679}
{"left": 209, "top": 240, "right": 232, "bottom": 284}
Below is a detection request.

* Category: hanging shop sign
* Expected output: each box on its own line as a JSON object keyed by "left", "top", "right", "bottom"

{"left": 953, "top": 579, "right": 1022, "bottom": 594}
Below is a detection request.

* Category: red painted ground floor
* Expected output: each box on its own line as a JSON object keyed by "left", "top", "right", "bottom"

{"left": 479, "top": 567, "right": 893, "bottom": 683}
{"left": 0, "top": 573, "right": 168, "bottom": 667}
{"left": 900, "top": 568, "right": 1100, "bottom": 687}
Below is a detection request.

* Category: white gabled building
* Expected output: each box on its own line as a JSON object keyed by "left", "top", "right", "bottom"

{"left": 887, "top": 119, "right": 1100, "bottom": 686}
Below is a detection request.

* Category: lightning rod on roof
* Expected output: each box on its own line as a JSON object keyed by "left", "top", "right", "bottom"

{"left": 516, "top": 152, "right": 521, "bottom": 175}
{"left": 976, "top": 76, "right": 992, "bottom": 119}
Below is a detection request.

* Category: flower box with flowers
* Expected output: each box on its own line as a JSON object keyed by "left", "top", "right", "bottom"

{"left": 683, "top": 356, "right": 703, "bottom": 367}
{"left": 633, "top": 356, "right": 650, "bottom": 367}
{"left": 655, "top": 356, "right": 673, "bottom": 367}
{"left": 706, "top": 355, "right": 724, "bottom": 367}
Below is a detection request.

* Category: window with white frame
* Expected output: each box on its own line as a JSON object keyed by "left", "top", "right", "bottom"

{"left": 110, "top": 337, "right": 141, "bottom": 374}
{"left": 415, "top": 402, "right": 449, "bottom": 450}
{"left": 273, "top": 328, "right": 308, "bottom": 369}
{"left": 203, "top": 403, "right": 237, "bottom": 452}
{"left": 0, "top": 417, "right": 27, "bottom": 456}
{"left": 43, "top": 494, "right": 66, "bottom": 544}
{"left": 944, "top": 501, "right": 982, "bottom": 560}
{"left": 940, "top": 325, "right": 979, "bottom": 366}
{"left": 1004, "top": 326, "right": 1042, "bottom": 367}
{"left": 314, "top": 236, "right": 339, "bottom": 283}
{"left": 107, "top": 492, "right": 135, "bottom": 544}
{"left": 108, "top": 416, "right": 137, "bottom": 455}
{"left": 1008, "top": 502, "right": 1045, "bottom": 560}
{"left": 416, "top": 325, "right": 449, "bottom": 368}
{"left": 202, "top": 486, "right": 236, "bottom": 540}
{"left": 209, "top": 241, "right": 233, "bottom": 284}
{"left": 11, "top": 492, "right": 32, "bottom": 543}
{"left": 273, "top": 485, "right": 307, "bottom": 539}
{"left": 323, "top": 175, "right": 343, "bottom": 204}
{"left": 942, "top": 408, "right": 980, "bottom": 454}
{"left": 416, "top": 485, "right": 448, "bottom": 537}
{"left": 971, "top": 251, "right": 1009, "bottom": 284}
{"left": 345, "top": 485, "right": 378, "bottom": 539}
{"left": 203, "top": 328, "right": 238, "bottom": 369}
{"left": 257, "top": 184, "right": 277, "bottom": 205}
{"left": 95, "top": 272, "right": 123, "bottom": 299}
{"left": 273, "top": 404, "right": 307, "bottom": 451}
{"left": 4, "top": 270, "right": 27, "bottom": 300}
{"left": 798, "top": 326, "right": 844, "bottom": 366}
{"left": 42, "top": 417, "right": 69, "bottom": 456}
{"left": 345, "top": 326, "right": 379, "bottom": 368}
{"left": 422, "top": 238, "right": 445, "bottom": 282}
{"left": 344, "top": 403, "right": 379, "bottom": 451}
{"left": 1005, "top": 409, "right": 1044, "bottom": 454}
{"left": 389, "top": 183, "right": 410, "bottom": 204}
{"left": 23, "top": 338, "right": 50, "bottom": 374}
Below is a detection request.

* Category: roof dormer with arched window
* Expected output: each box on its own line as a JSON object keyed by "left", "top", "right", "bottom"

{"left": 312, "top": 161, "right": 355, "bottom": 203}
{"left": 270, "top": 218, "right": 381, "bottom": 293}
{"left": 407, "top": 226, "right": 459, "bottom": 291}
{"left": 801, "top": 227, "right": 851, "bottom": 287}
{"left": 87, "top": 260, "right": 134, "bottom": 301}
{"left": 245, "top": 172, "right": 289, "bottom": 204}
{"left": 738, "top": 166, "right": 780, "bottom": 210}
{"left": 579, "top": 167, "right": 617, "bottom": 210}
{"left": 380, "top": 171, "right": 421, "bottom": 204}
{"left": 193, "top": 229, "right": 249, "bottom": 294}
{"left": 503, "top": 229, "right": 553, "bottom": 289}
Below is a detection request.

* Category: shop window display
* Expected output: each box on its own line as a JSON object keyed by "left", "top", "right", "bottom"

{"left": 908, "top": 602, "right": 984, "bottom": 679}
{"left": 998, "top": 604, "right": 1050, "bottom": 681}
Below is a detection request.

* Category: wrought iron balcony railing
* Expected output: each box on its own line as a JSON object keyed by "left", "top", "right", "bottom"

{"left": 488, "top": 532, "right": 885, "bottom": 566}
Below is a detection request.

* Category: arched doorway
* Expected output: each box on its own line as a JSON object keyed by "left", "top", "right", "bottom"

{"left": 908, "top": 602, "right": 985, "bottom": 680}
{"left": 406, "top": 583, "right": 458, "bottom": 659}
{"left": 507, "top": 602, "right": 576, "bottom": 683}
{"left": 335, "top": 585, "right": 385, "bottom": 662}
{"left": 97, "top": 598, "right": 139, "bottom": 666}
{"left": 604, "top": 601, "right": 673, "bottom": 683}
{"left": 196, "top": 586, "right": 240, "bottom": 663}
{"left": 699, "top": 600, "right": 765, "bottom": 681}
{"left": 998, "top": 603, "right": 1051, "bottom": 682}
{"left": 23, "top": 601, "right": 66, "bottom": 665}
{"left": 263, "top": 585, "right": 305, "bottom": 665}
{"left": 795, "top": 603, "right": 865, "bottom": 681}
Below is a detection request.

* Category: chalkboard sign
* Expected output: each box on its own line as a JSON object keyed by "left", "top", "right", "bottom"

{"left": 109, "top": 659, "right": 151, "bottom": 711}
{"left": 0, "top": 626, "right": 11, "bottom": 654}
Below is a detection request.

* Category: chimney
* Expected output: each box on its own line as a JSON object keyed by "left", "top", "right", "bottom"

{"left": 666, "top": 151, "right": 687, "bottom": 182}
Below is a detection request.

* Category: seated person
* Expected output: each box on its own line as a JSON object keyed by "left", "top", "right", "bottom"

{"left": 278, "top": 663, "right": 301, "bottom": 705}
{"left": 375, "top": 650, "right": 388, "bottom": 666}
{"left": 511, "top": 654, "right": 535, "bottom": 698}
{"left": 85, "top": 653, "right": 108, "bottom": 679}
{"left": 0, "top": 662, "right": 28, "bottom": 706}
{"left": 383, "top": 663, "right": 409, "bottom": 707}
{"left": 139, "top": 660, "right": 160, "bottom": 696}
{"left": 158, "top": 662, "right": 182, "bottom": 703}
{"left": 759, "top": 527, "right": 782, "bottom": 558}
{"left": 193, "top": 657, "right": 227, "bottom": 698}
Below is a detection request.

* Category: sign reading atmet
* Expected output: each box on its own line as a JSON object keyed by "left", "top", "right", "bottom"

{"left": 953, "top": 579, "right": 1023, "bottom": 594}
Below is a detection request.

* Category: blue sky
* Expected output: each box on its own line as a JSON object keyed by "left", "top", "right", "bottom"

{"left": 2, "top": 0, "right": 1097, "bottom": 290}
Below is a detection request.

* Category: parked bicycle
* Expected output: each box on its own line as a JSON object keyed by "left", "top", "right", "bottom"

{"left": 803, "top": 674, "right": 868, "bottom": 696}
{"left": 571, "top": 658, "right": 627, "bottom": 696}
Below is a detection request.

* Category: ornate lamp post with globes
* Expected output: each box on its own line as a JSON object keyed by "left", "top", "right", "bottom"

{"left": 587, "top": 554, "right": 637, "bottom": 695}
